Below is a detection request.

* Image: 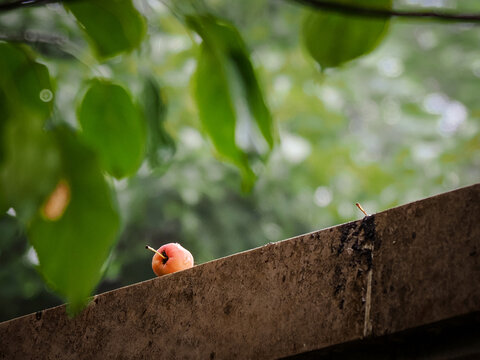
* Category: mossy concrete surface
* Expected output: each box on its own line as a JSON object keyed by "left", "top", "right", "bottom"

{"left": 1, "top": 184, "right": 479, "bottom": 359}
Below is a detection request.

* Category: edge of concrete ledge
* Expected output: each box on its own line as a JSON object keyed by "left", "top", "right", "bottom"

{"left": 1, "top": 183, "right": 479, "bottom": 359}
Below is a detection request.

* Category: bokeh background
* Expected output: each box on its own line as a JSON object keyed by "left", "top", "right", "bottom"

{"left": 1, "top": 0, "right": 479, "bottom": 321}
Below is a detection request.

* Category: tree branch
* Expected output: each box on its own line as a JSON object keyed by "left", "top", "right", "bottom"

{"left": 290, "top": 0, "right": 480, "bottom": 23}
{"left": 0, "top": 0, "right": 58, "bottom": 12}
{"left": 2, "top": 0, "right": 480, "bottom": 23}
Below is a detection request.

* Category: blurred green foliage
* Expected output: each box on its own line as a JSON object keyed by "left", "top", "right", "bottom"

{"left": 1, "top": 0, "right": 480, "bottom": 321}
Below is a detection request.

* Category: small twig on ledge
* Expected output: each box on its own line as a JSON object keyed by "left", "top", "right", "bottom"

{"left": 290, "top": 0, "right": 480, "bottom": 23}
{"left": 355, "top": 203, "right": 369, "bottom": 217}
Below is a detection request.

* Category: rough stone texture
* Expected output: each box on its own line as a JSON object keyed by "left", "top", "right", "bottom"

{"left": 371, "top": 183, "right": 480, "bottom": 337}
{"left": 1, "top": 184, "right": 479, "bottom": 359}
{"left": 288, "top": 312, "right": 480, "bottom": 359}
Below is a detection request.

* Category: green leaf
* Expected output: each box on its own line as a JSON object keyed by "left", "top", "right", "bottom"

{"left": 0, "top": 42, "right": 54, "bottom": 120}
{"left": 0, "top": 119, "right": 61, "bottom": 221}
{"left": 65, "top": 0, "right": 146, "bottom": 59}
{"left": 193, "top": 44, "right": 255, "bottom": 189}
{"left": 0, "top": 43, "right": 60, "bottom": 221}
{"left": 142, "top": 77, "right": 176, "bottom": 169}
{"left": 188, "top": 15, "right": 274, "bottom": 150}
{"left": 29, "top": 127, "right": 119, "bottom": 314}
{"left": 302, "top": 0, "right": 392, "bottom": 69}
{"left": 0, "top": 90, "right": 8, "bottom": 166}
{"left": 78, "top": 79, "right": 146, "bottom": 178}
{"left": 231, "top": 53, "right": 274, "bottom": 149}
{"left": 187, "top": 15, "right": 275, "bottom": 188}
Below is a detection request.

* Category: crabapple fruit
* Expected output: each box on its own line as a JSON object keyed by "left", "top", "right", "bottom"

{"left": 146, "top": 243, "right": 194, "bottom": 276}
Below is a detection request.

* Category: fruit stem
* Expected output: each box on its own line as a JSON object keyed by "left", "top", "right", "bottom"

{"left": 355, "top": 202, "right": 369, "bottom": 217}
{"left": 145, "top": 245, "right": 166, "bottom": 260}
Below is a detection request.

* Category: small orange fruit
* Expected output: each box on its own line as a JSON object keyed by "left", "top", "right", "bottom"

{"left": 146, "top": 243, "right": 194, "bottom": 276}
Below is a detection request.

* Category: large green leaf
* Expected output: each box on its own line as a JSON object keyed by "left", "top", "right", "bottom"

{"left": 0, "top": 42, "right": 53, "bottom": 120}
{"left": 230, "top": 53, "right": 274, "bottom": 149}
{"left": 0, "top": 119, "right": 61, "bottom": 221}
{"left": 29, "top": 128, "right": 119, "bottom": 314}
{"left": 193, "top": 45, "right": 255, "bottom": 189}
{"left": 0, "top": 43, "right": 60, "bottom": 221}
{"left": 65, "top": 0, "right": 146, "bottom": 59}
{"left": 188, "top": 15, "right": 274, "bottom": 188}
{"left": 0, "top": 90, "right": 8, "bottom": 166}
{"left": 302, "top": 0, "right": 392, "bottom": 68}
{"left": 188, "top": 15, "right": 274, "bottom": 149}
{"left": 78, "top": 80, "right": 146, "bottom": 178}
{"left": 142, "top": 77, "right": 176, "bottom": 169}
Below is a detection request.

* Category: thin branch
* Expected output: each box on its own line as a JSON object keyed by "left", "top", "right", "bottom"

{"left": 2, "top": 0, "right": 480, "bottom": 23}
{"left": 291, "top": 0, "right": 480, "bottom": 23}
{"left": 0, "top": 0, "right": 57, "bottom": 11}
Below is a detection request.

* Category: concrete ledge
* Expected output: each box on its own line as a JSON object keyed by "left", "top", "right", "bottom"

{"left": 288, "top": 312, "right": 480, "bottom": 359}
{"left": 1, "top": 184, "right": 479, "bottom": 359}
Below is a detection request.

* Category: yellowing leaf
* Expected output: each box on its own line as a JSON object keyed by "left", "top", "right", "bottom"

{"left": 29, "top": 128, "right": 119, "bottom": 314}
{"left": 41, "top": 179, "right": 71, "bottom": 221}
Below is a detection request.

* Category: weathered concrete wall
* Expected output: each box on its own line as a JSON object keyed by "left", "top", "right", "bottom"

{"left": 1, "top": 184, "right": 479, "bottom": 359}
{"left": 289, "top": 312, "right": 480, "bottom": 359}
